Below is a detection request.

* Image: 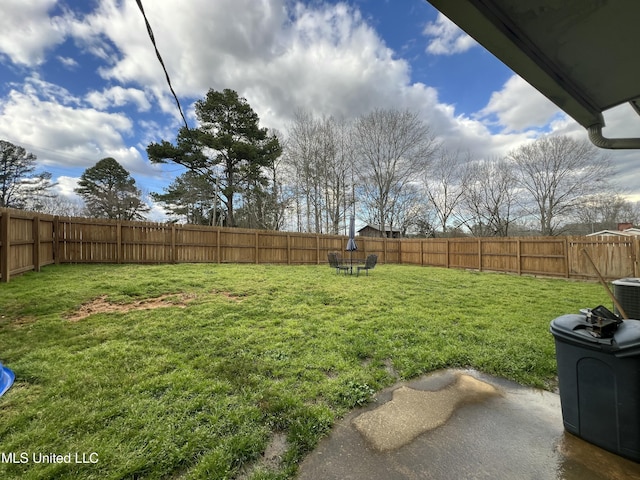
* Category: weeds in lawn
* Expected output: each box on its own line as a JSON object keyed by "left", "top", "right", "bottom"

{"left": 339, "top": 381, "right": 376, "bottom": 407}
{"left": 0, "top": 263, "right": 609, "bottom": 479}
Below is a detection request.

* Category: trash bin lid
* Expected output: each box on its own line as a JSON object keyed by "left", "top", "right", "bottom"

{"left": 550, "top": 314, "right": 615, "bottom": 350}
{"left": 612, "top": 278, "right": 640, "bottom": 287}
{"left": 612, "top": 319, "right": 640, "bottom": 357}
{"left": 550, "top": 314, "right": 640, "bottom": 356}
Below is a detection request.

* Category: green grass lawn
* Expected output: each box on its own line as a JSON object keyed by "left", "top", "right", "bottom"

{"left": 0, "top": 263, "right": 609, "bottom": 479}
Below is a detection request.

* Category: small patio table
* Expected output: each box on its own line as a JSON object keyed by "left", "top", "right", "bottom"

{"left": 342, "top": 257, "right": 364, "bottom": 275}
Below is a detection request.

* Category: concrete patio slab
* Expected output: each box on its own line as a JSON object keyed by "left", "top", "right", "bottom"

{"left": 297, "top": 369, "right": 640, "bottom": 480}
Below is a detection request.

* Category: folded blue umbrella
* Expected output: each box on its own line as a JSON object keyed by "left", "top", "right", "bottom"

{"left": 0, "top": 361, "right": 15, "bottom": 397}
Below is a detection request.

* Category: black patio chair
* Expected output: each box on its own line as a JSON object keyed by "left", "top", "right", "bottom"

{"left": 328, "top": 252, "right": 351, "bottom": 275}
{"left": 356, "top": 254, "right": 378, "bottom": 276}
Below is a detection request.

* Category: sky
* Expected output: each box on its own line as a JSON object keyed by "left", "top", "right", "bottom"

{"left": 1, "top": 0, "right": 640, "bottom": 221}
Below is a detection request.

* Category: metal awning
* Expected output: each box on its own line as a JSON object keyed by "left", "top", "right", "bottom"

{"left": 426, "top": 0, "right": 640, "bottom": 149}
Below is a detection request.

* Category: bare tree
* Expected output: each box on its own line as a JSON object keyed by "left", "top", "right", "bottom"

{"left": 0, "top": 140, "right": 55, "bottom": 209}
{"left": 285, "top": 110, "right": 323, "bottom": 232}
{"left": 284, "top": 110, "right": 316, "bottom": 232}
{"left": 461, "top": 158, "right": 519, "bottom": 236}
{"left": 387, "top": 183, "right": 428, "bottom": 236}
{"left": 354, "top": 109, "right": 438, "bottom": 237}
{"left": 238, "top": 132, "right": 294, "bottom": 231}
{"left": 423, "top": 149, "right": 468, "bottom": 235}
{"left": 319, "top": 116, "right": 354, "bottom": 234}
{"left": 574, "top": 193, "right": 637, "bottom": 231}
{"left": 509, "top": 136, "right": 613, "bottom": 235}
{"left": 284, "top": 111, "right": 355, "bottom": 234}
{"left": 25, "top": 193, "right": 85, "bottom": 217}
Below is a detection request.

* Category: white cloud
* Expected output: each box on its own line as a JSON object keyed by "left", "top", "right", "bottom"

{"left": 85, "top": 86, "right": 151, "bottom": 112}
{"left": 600, "top": 103, "right": 640, "bottom": 139}
{"left": 23, "top": 1, "right": 528, "bottom": 169}
{"left": 0, "top": 77, "right": 149, "bottom": 175}
{"left": 54, "top": 176, "right": 81, "bottom": 199}
{"left": 476, "top": 79, "right": 640, "bottom": 194}
{"left": 57, "top": 56, "right": 79, "bottom": 69}
{"left": 146, "top": 201, "right": 170, "bottom": 222}
{"left": 20, "top": 74, "right": 80, "bottom": 106}
{"left": 422, "top": 13, "right": 477, "bottom": 55}
{"left": 477, "top": 75, "right": 562, "bottom": 133}
{"left": 0, "top": 0, "right": 70, "bottom": 66}
{"left": 593, "top": 104, "right": 640, "bottom": 195}
{"left": 61, "top": 0, "right": 432, "bottom": 131}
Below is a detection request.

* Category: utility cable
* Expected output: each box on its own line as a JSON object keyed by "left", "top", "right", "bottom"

{"left": 135, "top": 0, "right": 190, "bottom": 132}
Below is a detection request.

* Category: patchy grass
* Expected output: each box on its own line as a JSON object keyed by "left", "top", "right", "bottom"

{"left": 0, "top": 263, "right": 609, "bottom": 479}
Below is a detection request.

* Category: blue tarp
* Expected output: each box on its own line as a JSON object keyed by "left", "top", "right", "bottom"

{"left": 0, "top": 361, "right": 15, "bottom": 397}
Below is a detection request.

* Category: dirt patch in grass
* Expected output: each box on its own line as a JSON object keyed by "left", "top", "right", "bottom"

{"left": 384, "top": 358, "right": 400, "bottom": 379}
{"left": 65, "top": 290, "right": 245, "bottom": 321}
{"left": 1, "top": 315, "right": 38, "bottom": 328}
{"left": 65, "top": 293, "right": 196, "bottom": 322}
{"left": 212, "top": 289, "right": 245, "bottom": 302}
{"left": 238, "top": 432, "right": 289, "bottom": 479}
{"left": 260, "top": 432, "right": 289, "bottom": 470}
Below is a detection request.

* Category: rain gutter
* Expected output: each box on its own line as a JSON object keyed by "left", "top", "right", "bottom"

{"left": 588, "top": 121, "right": 640, "bottom": 150}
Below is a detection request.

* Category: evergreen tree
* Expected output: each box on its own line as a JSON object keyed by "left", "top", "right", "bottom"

{"left": 151, "top": 171, "right": 221, "bottom": 225}
{"left": 75, "top": 157, "right": 149, "bottom": 220}
{"left": 147, "top": 88, "right": 282, "bottom": 227}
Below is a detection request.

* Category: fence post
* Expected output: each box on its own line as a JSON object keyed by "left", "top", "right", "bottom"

{"left": 564, "top": 237, "right": 570, "bottom": 278}
{"left": 171, "top": 224, "right": 176, "bottom": 264}
{"left": 53, "top": 216, "right": 60, "bottom": 264}
{"left": 287, "top": 234, "right": 291, "bottom": 265}
{"left": 445, "top": 238, "right": 450, "bottom": 268}
{"left": 1, "top": 210, "right": 9, "bottom": 282}
{"left": 478, "top": 238, "right": 482, "bottom": 271}
{"left": 516, "top": 238, "right": 521, "bottom": 275}
{"left": 34, "top": 214, "right": 41, "bottom": 272}
{"left": 255, "top": 231, "right": 259, "bottom": 264}
{"left": 216, "top": 229, "right": 221, "bottom": 263}
{"left": 116, "top": 222, "right": 122, "bottom": 264}
{"left": 384, "top": 237, "right": 388, "bottom": 264}
{"left": 635, "top": 236, "right": 640, "bottom": 277}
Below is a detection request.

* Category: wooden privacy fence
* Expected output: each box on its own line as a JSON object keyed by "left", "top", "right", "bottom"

{"left": 1, "top": 207, "right": 639, "bottom": 282}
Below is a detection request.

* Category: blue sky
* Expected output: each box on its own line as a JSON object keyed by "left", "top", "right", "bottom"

{"left": 1, "top": 0, "right": 638, "bottom": 219}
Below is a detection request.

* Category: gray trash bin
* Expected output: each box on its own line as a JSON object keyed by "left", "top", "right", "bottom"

{"left": 550, "top": 313, "right": 640, "bottom": 461}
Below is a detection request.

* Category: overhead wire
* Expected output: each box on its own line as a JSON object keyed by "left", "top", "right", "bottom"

{"left": 135, "top": 0, "right": 191, "bottom": 132}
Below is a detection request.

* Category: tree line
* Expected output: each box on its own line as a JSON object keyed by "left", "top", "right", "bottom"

{"left": 281, "top": 111, "right": 631, "bottom": 237}
{"left": 2, "top": 87, "right": 637, "bottom": 236}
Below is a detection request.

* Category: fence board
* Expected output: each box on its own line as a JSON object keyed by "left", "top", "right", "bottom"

{"left": 362, "top": 237, "right": 391, "bottom": 264}
{"left": 568, "top": 235, "right": 636, "bottom": 279}
{"left": 0, "top": 210, "right": 7, "bottom": 281}
{"left": 1, "top": 209, "right": 56, "bottom": 280}
{"left": 399, "top": 239, "right": 422, "bottom": 266}
{"left": 481, "top": 238, "right": 518, "bottom": 273}
{"left": 446, "top": 238, "right": 478, "bottom": 269}
{"left": 517, "top": 237, "right": 567, "bottom": 277}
